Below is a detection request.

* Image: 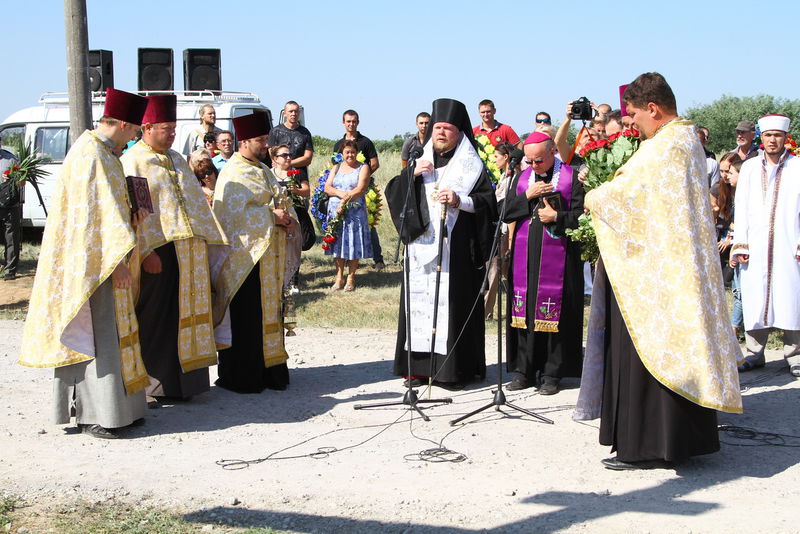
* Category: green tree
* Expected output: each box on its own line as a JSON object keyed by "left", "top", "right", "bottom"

{"left": 685, "top": 95, "right": 800, "bottom": 154}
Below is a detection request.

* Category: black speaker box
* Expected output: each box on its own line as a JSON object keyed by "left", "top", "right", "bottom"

{"left": 183, "top": 49, "right": 221, "bottom": 91}
{"left": 138, "top": 48, "right": 174, "bottom": 91}
{"left": 88, "top": 49, "right": 114, "bottom": 92}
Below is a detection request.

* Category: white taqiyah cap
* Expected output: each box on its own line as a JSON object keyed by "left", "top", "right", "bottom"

{"left": 758, "top": 114, "right": 791, "bottom": 133}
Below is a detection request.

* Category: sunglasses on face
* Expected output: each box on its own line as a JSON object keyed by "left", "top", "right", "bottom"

{"left": 535, "top": 118, "right": 551, "bottom": 124}
{"left": 275, "top": 153, "right": 291, "bottom": 159}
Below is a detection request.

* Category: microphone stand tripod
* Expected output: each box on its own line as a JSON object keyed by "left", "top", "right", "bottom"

{"left": 355, "top": 155, "right": 452, "bottom": 421}
{"left": 450, "top": 162, "right": 553, "bottom": 426}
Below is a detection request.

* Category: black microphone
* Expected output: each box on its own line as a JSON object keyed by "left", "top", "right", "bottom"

{"left": 507, "top": 149, "right": 524, "bottom": 175}
{"left": 409, "top": 146, "right": 424, "bottom": 160}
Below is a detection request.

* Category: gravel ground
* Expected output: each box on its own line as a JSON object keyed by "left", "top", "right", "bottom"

{"left": 1, "top": 320, "right": 799, "bottom": 533}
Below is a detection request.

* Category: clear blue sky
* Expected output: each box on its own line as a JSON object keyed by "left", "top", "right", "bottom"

{"left": 4, "top": 0, "right": 797, "bottom": 139}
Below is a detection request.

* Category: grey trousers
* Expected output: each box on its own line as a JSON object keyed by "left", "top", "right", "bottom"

{"left": 744, "top": 328, "right": 800, "bottom": 367}
{"left": 53, "top": 278, "right": 146, "bottom": 428}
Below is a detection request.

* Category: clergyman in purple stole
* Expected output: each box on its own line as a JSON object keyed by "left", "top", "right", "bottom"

{"left": 503, "top": 132, "right": 585, "bottom": 394}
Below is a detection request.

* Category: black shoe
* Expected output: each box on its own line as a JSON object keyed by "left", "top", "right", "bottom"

{"left": 601, "top": 456, "right": 671, "bottom": 471}
{"left": 537, "top": 376, "right": 560, "bottom": 396}
{"left": 506, "top": 376, "right": 530, "bottom": 391}
{"left": 79, "top": 424, "right": 119, "bottom": 439}
{"left": 403, "top": 377, "right": 425, "bottom": 388}
{"left": 433, "top": 380, "right": 467, "bottom": 391}
{"left": 3, "top": 273, "right": 16, "bottom": 281}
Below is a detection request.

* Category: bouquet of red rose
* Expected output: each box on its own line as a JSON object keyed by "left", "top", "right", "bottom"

{"left": 320, "top": 201, "right": 351, "bottom": 252}
{"left": 565, "top": 128, "right": 640, "bottom": 263}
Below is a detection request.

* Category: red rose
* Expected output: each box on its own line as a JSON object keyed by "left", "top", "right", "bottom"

{"left": 287, "top": 169, "right": 300, "bottom": 176}
{"left": 608, "top": 132, "right": 621, "bottom": 143}
{"left": 596, "top": 139, "right": 610, "bottom": 148}
{"left": 2, "top": 170, "right": 9, "bottom": 176}
{"left": 12, "top": 165, "right": 19, "bottom": 171}
{"left": 321, "top": 244, "right": 329, "bottom": 251}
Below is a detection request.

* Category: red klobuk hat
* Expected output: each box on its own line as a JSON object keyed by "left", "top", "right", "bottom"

{"left": 103, "top": 88, "right": 148, "bottom": 125}
{"left": 233, "top": 111, "right": 270, "bottom": 141}
{"left": 142, "top": 94, "right": 177, "bottom": 124}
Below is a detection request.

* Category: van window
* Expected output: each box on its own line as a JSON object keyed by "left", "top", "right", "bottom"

{"left": 34, "top": 126, "right": 71, "bottom": 162}
{"left": 0, "top": 125, "right": 25, "bottom": 154}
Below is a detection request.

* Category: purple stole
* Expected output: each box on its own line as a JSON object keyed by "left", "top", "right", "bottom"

{"left": 510, "top": 160, "right": 573, "bottom": 332}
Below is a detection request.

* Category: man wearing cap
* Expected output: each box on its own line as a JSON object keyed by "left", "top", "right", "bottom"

{"left": 212, "top": 112, "right": 299, "bottom": 393}
{"left": 386, "top": 98, "right": 497, "bottom": 388}
{"left": 730, "top": 120, "right": 759, "bottom": 161}
{"left": 18, "top": 89, "right": 152, "bottom": 439}
{"left": 732, "top": 114, "right": 800, "bottom": 377}
{"left": 473, "top": 99, "right": 520, "bottom": 147}
{"left": 502, "top": 132, "right": 584, "bottom": 395}
{"left": 121, "top": 94, "right": 229, "bottom": 401}
{"left": 574, "top": 72, "right": 742, "bottom": 470}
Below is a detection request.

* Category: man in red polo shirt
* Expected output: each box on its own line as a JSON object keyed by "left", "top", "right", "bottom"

{"left": 473, "top": 99, "right": 520, "bottom": 147}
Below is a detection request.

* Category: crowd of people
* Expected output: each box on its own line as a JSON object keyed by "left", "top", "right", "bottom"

{"left": 13, "top": 72, "right": 800, "bottom": 473}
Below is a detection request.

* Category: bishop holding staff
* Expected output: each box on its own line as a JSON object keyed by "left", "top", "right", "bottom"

{"left": 121, "top": 94, "right": 229, "bottom": 401}
{"left": 386, "top": 98, "right": 497, "bottom": 389}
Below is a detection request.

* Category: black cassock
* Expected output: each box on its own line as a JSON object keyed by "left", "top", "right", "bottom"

{"left": 502, "top": 163, "right": 584, "bottom": 381}
{"left": 136, "top": 242, "right": 210, "bottom": 399}
{"left": 596, "top": 260, "right": 719, "bottom": 462}
{"left": 386, "top": 159, "right": 498, "bottom": 384}
{"left": 216, "top": 263, "right": 290, "bottom": 393}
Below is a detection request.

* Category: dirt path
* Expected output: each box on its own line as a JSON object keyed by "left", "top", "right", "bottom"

{"left": 1, "top": 320, "right": 799, "bottom": 533}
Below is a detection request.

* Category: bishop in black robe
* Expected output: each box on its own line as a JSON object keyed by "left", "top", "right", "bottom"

{"left": 387, "top": 152, "right": 497, "bottom": 385}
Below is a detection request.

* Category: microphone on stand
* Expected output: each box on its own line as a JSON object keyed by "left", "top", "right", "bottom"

{"left": 507, "top": 149, "right": 524, "bottom": 177}
{"left": 408, "top": 146, "right": 424, "bottom": 161}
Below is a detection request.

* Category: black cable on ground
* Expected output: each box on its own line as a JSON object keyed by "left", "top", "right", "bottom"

{"left": 718, "top": 424, "right": 800, "bottom": 447}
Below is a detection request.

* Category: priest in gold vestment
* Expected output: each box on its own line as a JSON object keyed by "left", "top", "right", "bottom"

{"left": 574, "top": 73, "right": 742, "bottom": 470}
{"left": 121, "top": 95, "right": 228, "bottom": 401}
{"left": 18, "top": 89, "right": 150, "bottom": 439}
{"left": 212, "top": 112, "right": 298, "bottom": 392}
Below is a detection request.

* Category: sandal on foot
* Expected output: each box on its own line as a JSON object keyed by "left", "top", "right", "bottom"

{"left": 331, "top": 278, "right": 344, "bottom": 291}
{"left": 737, "top": 359, "right": 765, "bottom": 372}
{"left": 344, "top": 275, "right": 356, "bottom": 292}
{"left": 790, "top": 364, "right": 800, "bottom": 378}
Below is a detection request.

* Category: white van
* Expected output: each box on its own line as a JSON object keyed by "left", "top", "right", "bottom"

{"left": 0, "top": 90, "right": 274, "bottom": 228}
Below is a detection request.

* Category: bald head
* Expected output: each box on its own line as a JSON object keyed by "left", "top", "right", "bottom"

{"left": 524, "top": 139, "right": 555, "bottom": 175}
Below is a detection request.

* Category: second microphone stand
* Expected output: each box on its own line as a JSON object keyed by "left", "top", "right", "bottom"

{"left": 450, "top": 161, "right": 553, "bottom": 426}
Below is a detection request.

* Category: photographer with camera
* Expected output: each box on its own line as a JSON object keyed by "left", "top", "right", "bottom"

{"left": 553, "top": 97, "right": 596, "bottom": 168}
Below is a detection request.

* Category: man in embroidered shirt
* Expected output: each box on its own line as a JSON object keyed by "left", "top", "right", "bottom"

{"left": 473, "top": 99, "right": 520, "bottom": 147}
{"left": 731, "top": 114, "right": 800, "bottom": 377}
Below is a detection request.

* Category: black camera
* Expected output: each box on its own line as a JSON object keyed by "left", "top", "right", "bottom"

{"left": 570, "top": 97, "right": 593, "bottom": 121}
